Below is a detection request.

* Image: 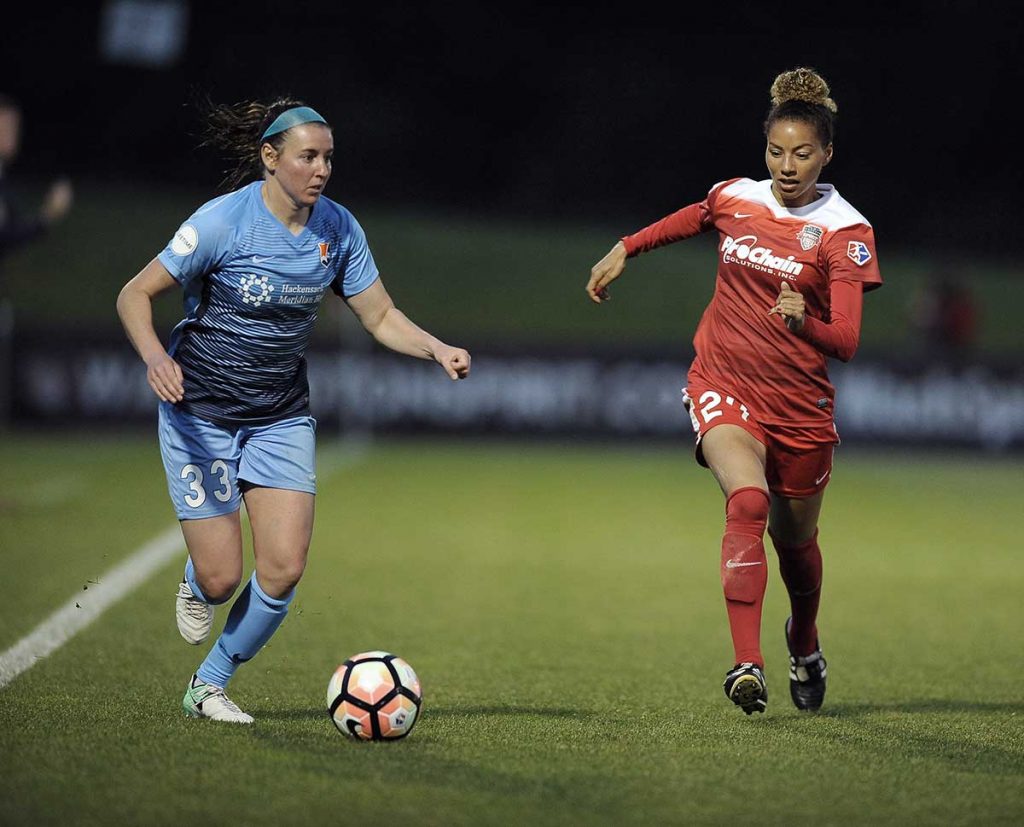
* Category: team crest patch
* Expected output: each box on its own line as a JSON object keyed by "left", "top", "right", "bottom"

{"left": 847, "top": 240, "right": 872, "bottom": 266}
{"left": 796, "top": 224, "right": 824, "bottom": 251}
{"left": 318, "top": 241, "right": 331, "bottom": 267}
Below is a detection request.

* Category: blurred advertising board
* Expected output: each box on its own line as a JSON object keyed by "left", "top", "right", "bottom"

{"left": 9, "top": 333, "right": 1024, "bottom": 450}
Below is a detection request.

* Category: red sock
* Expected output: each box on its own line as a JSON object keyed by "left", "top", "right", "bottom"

{"left": 771, "top": 530, "right": 823, "bottom": 657}
{"left": 720, "top": 487, "right": 770, "bottom": 667}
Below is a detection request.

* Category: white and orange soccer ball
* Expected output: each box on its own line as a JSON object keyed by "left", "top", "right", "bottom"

{"left": 327, "top": 651, "right": 422, "bottom": 741}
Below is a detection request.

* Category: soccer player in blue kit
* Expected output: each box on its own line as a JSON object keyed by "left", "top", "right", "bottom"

{"left": 117, "top": 98, "right": 471, "bottom": 723}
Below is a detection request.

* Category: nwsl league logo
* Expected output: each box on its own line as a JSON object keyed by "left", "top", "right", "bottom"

{"left": 847, "top": 241, "right": 872, "bottom": 266}
{"left": 318, "top": 241, "right": 331, "bottom": 267}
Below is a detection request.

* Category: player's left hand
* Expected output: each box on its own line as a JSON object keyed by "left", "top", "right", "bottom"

{"left": 769, "top": 281, "right": 805, "bottom": 332}
{"left": 434, "top": 345, "right": 471, "bottom": 380}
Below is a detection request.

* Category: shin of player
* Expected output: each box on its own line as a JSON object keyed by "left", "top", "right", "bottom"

{"left": 721, "top": 486, "right": 770, "bottom": 666}
{"left": 771, "top": 529, "right": 823, "bottom": 656}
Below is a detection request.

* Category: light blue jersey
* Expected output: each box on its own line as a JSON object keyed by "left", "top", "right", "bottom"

{"left": 157, "top": 181, "right": 378, "bottom": 425}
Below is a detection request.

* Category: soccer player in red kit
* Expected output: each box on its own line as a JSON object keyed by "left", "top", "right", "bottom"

{"left": 586, "top": 68, "right": 882, "bottom": 715}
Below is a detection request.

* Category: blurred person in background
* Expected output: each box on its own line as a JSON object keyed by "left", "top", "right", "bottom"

{"left": 117, "top": 97, "right": 470, "bottom": 724}
{"left": 0, "top": 94, "right": 73, "bottom": 260}
{"left": 587, "top": 68, "right": 882, "bottom": 716}
{"left": 910, "top": 273, "right": 978, "bottom": 364}
{"left": 0, "top": 93, "right": 73, "bottom": 426}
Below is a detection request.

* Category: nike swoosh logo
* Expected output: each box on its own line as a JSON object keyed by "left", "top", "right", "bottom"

{"left": 815, "top": 469, "right": 832, "bottom": 485}
{"left": 725, "top": 560, "right": 763, "bottom": 568}
{"left": 252, "top": 256, "right": 275, "bottom": 264}
{"left": 734, "top": 212, "right": 753, "bottom": 219}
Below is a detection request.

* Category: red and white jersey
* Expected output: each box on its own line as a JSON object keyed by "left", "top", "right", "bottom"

{"left": 622, "top": 177, "right": 882, "bottom": 432}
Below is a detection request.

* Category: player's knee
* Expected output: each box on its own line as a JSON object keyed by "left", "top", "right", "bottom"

{"left": 199, "top": 572, "right": 242, "bottom": 604}
{"left": 725, "top": 486, "right": 770, "bottom": 532}
{"left": 769, "top": 528, "right": 819, "bottom": 557}
{"left": 279, "top": 560, "right": 307, "bottom": 592}
{"left": 260, "top": 555, "right": 307, "bottom": 595}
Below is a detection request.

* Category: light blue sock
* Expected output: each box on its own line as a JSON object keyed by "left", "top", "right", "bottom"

{"left": 184, "top": 556, "right": 231, "bottom": 606}
{"left": 196, "top": 574, "right": 293, "bottom": 689}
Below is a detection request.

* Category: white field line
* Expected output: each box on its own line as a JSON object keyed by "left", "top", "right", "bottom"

{"left": 0, "top": 525, "right": 184, "bottom": 688}
{"left": 0, "top": 438, "right": 370, "bottom": 690}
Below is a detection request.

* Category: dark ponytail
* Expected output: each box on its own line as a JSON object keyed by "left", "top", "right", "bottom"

{"left": 197, "top": 96, "right": 308, "bottom": 191}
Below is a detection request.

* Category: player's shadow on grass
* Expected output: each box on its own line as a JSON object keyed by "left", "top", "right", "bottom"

{"left": 258, "top": 708, "right": 330, "bottom": 722}
{"left": 255, "top": 705, "right": 592, "bottom": 723}
{"left": 428, "top": 705, "right": 593, "bottom": 719}
{"left": 771, "top": 700, "right": 1024, "bottom": 776}
{"left": 817, "top": 699, "right": 1024, "bottom": 716}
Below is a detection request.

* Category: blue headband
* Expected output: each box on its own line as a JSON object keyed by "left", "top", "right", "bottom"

{"left": 260, "top": 106, "right": 327, "bottom": 142}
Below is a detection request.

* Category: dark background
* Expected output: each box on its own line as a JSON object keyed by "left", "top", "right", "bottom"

{"left": 3, "top": 1, "right": 1021, "bottom": 254}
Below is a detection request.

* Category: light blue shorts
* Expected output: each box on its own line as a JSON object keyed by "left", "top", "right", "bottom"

{"left": 158, "top": 402, "right": 317, "bottom": 520}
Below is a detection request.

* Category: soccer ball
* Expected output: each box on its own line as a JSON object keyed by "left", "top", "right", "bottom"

{"left": 327, "top": 651, "right": 422, "bottom": 741}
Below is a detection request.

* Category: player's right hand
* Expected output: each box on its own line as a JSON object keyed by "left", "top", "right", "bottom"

{"left": 145, "top": 353, "right": 185, "bottom": 403}
{"left": 586, "top": 241, "right": 628, "bottom": 304}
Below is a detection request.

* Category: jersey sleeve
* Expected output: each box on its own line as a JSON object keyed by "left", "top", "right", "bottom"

{"left": 157, "top": 204, "right": 235, "bottom": 287}
{"left": 794, "top": 278, "right": 863, "bottom": 362}
{"left": 620, "top": 179, "right": 735, "bottom": 257}
{"left": 331, "top": 212, "right": 380, "bottom": 298}
{"left": 822, "top": 224, "right": 883, "bottom": 291}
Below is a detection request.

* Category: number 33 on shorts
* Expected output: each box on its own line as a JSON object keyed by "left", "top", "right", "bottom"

{"left": 179, "top": 460, "right": 233, "bottom": 509}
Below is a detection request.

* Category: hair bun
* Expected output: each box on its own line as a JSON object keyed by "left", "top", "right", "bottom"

{"left": 770, "top": 67, "right": 838, "bottom": 113}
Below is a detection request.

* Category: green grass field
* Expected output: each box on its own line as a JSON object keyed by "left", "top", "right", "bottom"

{"left": 1, "top": 435, "right": 1022, "bottom": 825}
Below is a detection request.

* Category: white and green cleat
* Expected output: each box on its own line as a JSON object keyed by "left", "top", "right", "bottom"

{"left": 175, "top": 581, "right": 214, "bottom": 645}
{"left": 182, "top": 674, "right": 253, "bottom": 724}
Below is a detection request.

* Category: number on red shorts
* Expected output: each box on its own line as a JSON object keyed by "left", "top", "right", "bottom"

{"left": 698, "top": 390, "right": 751, "bottom": 425}
{"left": 698, "top": 391, "right": 722, "bottom": 424}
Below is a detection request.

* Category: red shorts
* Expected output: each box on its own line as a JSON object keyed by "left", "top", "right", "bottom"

{"left": 683, "top": 385, "right": 837, "bottom": 498}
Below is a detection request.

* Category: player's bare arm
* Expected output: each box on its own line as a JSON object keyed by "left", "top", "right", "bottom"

{"left": 768, "top": 281, "right": 806, "bottom": 332}
{"left": 116, "top": 257, "right": 185, "bottom": 403}
{"left": 346, "top": 278, "right": 471, "bottom": 380}
{"left": 586, "top": 240, "right": 628, "bottom": 304}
